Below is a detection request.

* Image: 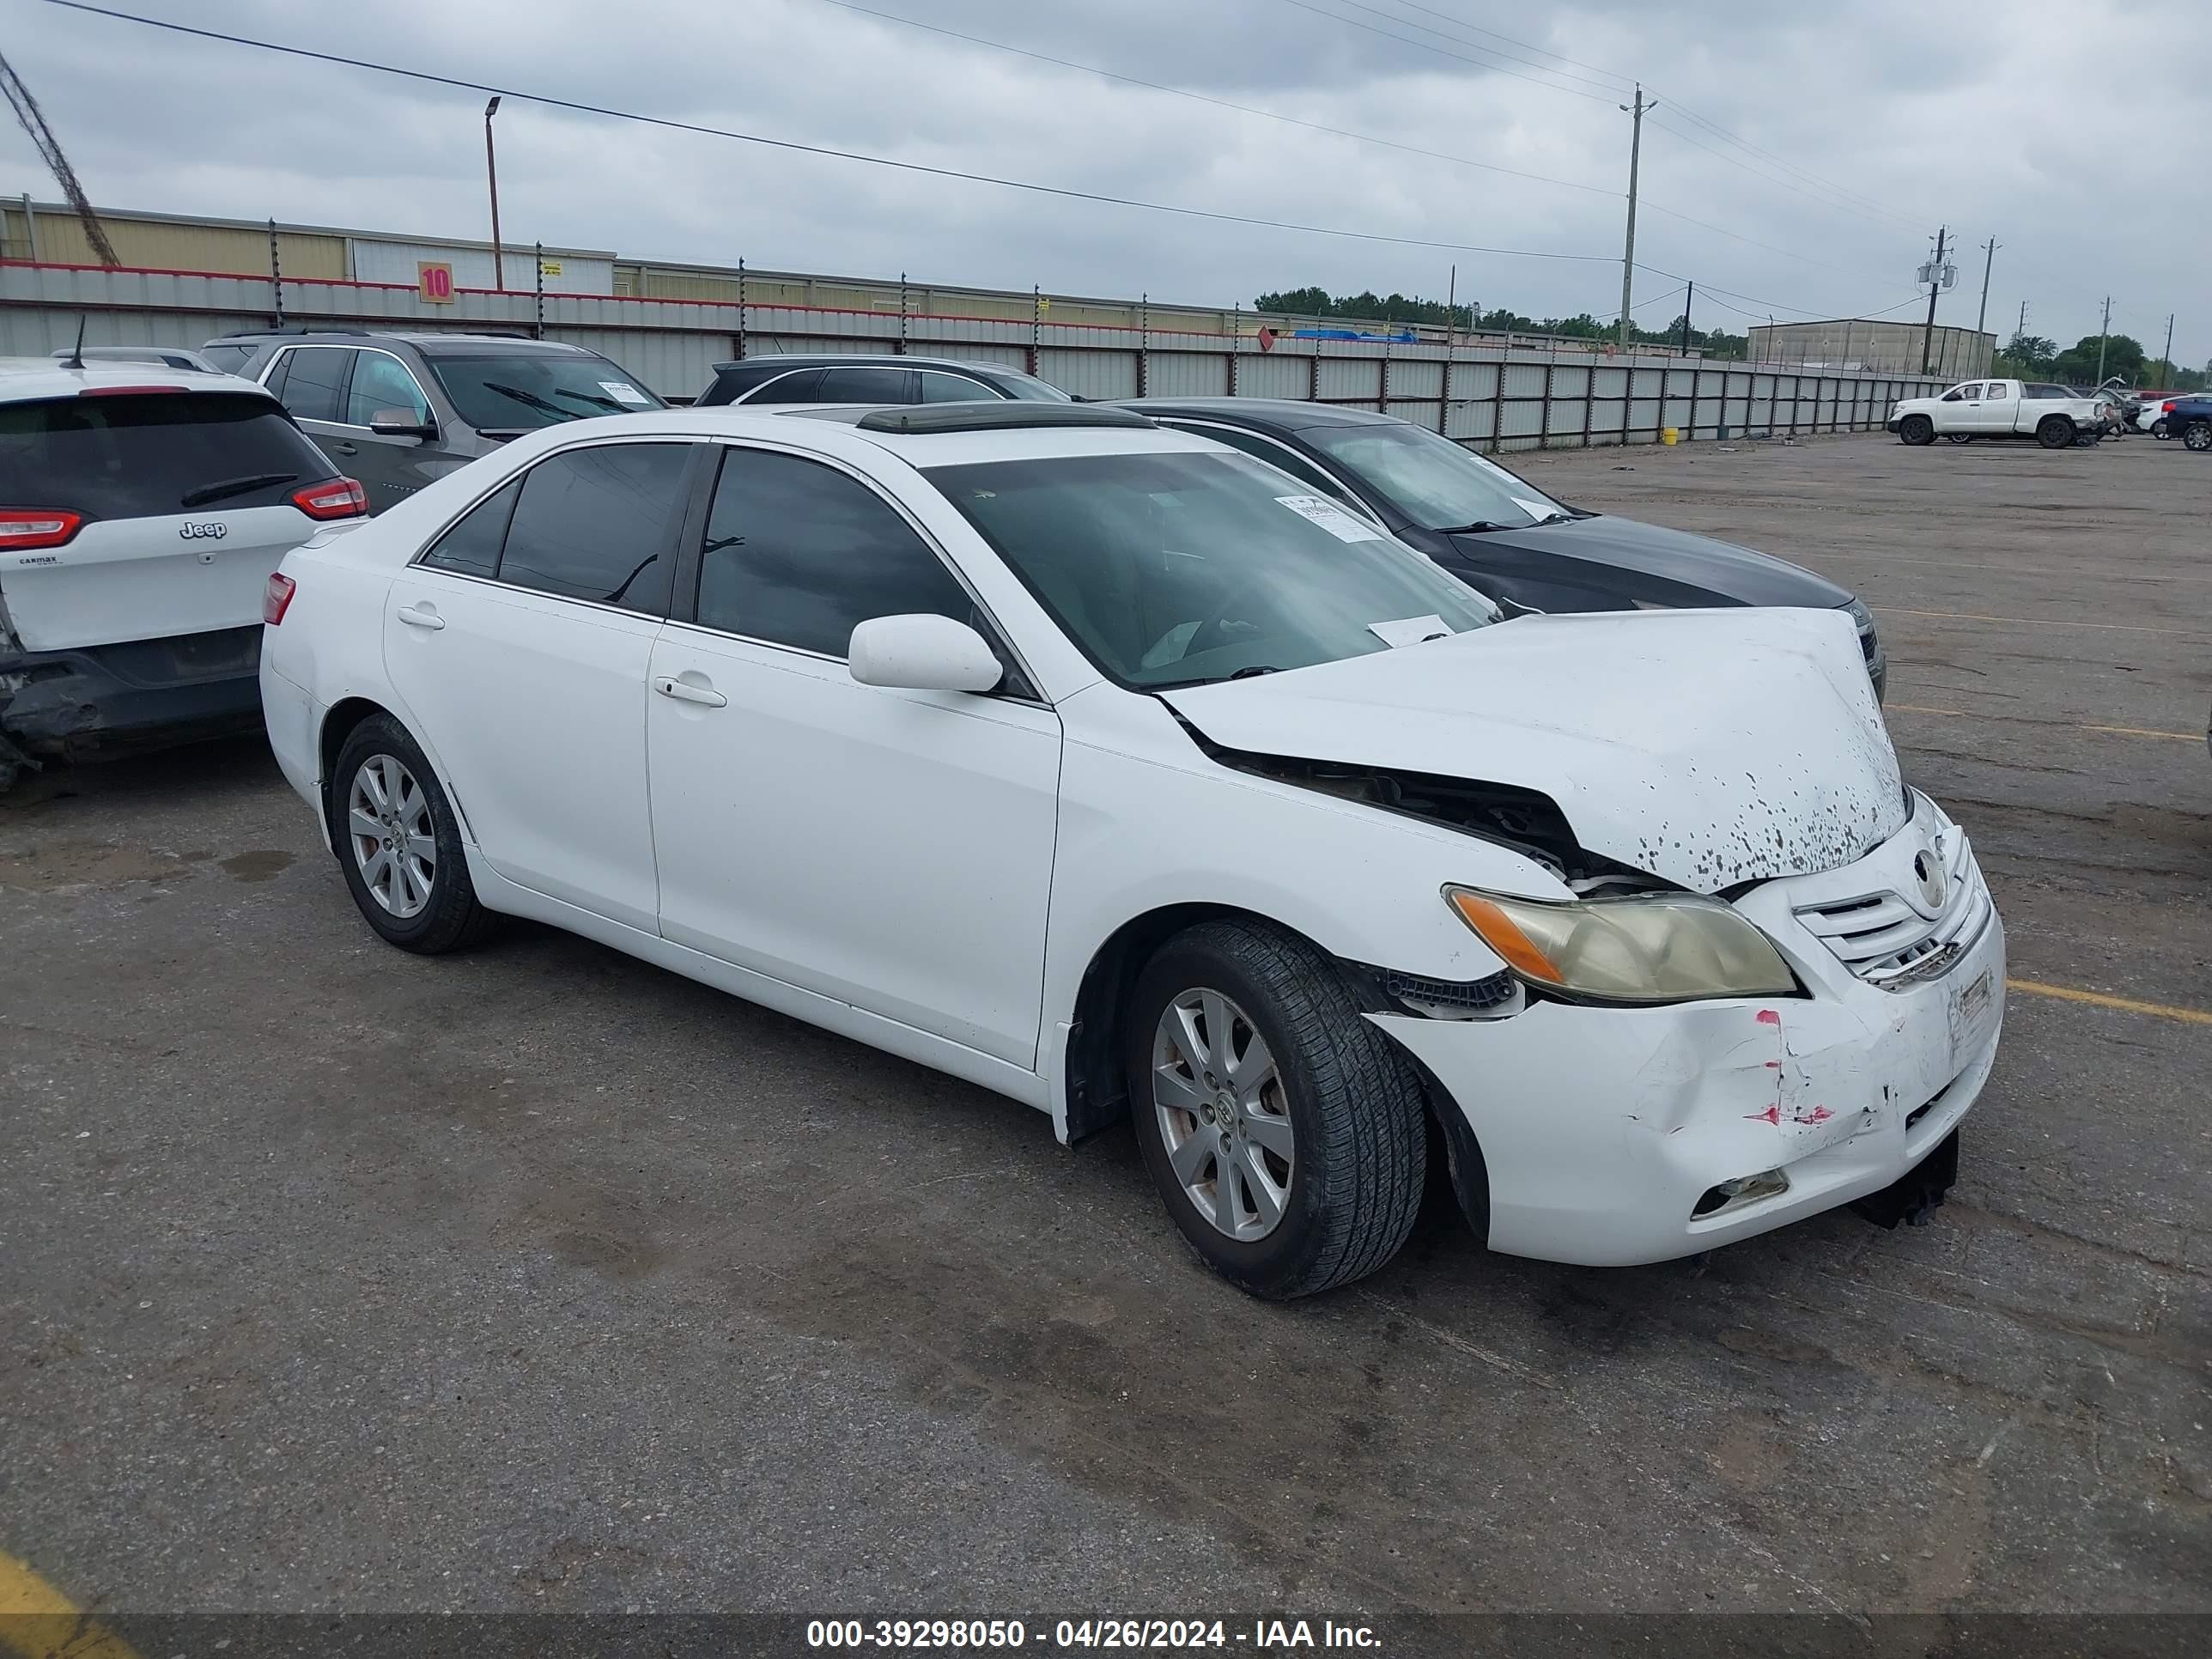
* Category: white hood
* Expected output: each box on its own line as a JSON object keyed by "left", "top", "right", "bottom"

{"left": 1161, "top": 607, "right": 1905, "bottom": 894}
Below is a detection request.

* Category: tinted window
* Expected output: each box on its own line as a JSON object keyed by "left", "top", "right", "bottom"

{"left": 347, "top": 352, "right": 432, "bottom": 426}
{"left": 929, "top": 451, "right": 1492, "bottom": 688}
{"left": 200, "top": 343, "right": 259, "bottom": 374}
{"left": 917, "top": 371, "right": 1005, "bottom": 403}
{"left": 422, "top": 350, "right": 662, "bottom": 431}
{"left": 814, "top": 367, "right": 915, "bottom": 404}
{"left": 737, "top": 368, "right": 824, "bottom": 405}
{"left": 496, "top": 442, "right": 691, "bottom": 611}
{"left": 696, "top": 447, "right": 973, "bottom": 655}
{"left": 275, "top": 347, "right": 352, "bottom": 422}
{"left": 1171, "top": 422, "right": 1360, "bottom": 506}
{"left": 0, "top": 392, "right": 333, "bottom": 520}
{"left": 419, "top": 477, "right": 520, "bottom": 578}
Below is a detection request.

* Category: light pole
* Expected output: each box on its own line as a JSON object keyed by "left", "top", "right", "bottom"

{"left": 1616, "top": 84, "right": 1654, "bottom": 352}
{"left": 483, "top": 95, "right": 505, "bottom": 291}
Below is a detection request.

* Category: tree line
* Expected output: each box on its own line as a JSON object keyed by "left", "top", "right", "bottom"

{"left": 1253, "top": 286, "right": 1750, "bottom": 358}
{"left": 1992, "top": 330, "right": 2205, "bottom": 392}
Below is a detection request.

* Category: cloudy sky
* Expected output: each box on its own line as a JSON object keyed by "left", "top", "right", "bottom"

{"left": 6, "top": 0, "right": 2204, "bottom": 364}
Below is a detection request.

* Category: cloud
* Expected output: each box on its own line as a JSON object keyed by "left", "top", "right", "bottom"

{"left": 3, "top": 0, "right": 2201, "bottom": 362}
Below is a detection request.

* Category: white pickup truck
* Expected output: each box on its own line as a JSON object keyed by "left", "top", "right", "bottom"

{"left": 1887, "top": 378, "right": 2108, "bottom": 448}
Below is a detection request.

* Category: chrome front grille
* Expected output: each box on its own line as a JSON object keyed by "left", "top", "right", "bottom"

{"left": 1791, "top": 826, "right": 1990, "bottom": 989}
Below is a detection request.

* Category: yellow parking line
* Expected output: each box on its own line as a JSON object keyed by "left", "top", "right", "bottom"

{"left": 1887, "top": 703, "right": 2203, "bottom": 742}
{"left": 2011, "top": 980, "right": 2212, "bottom": 1027}
{"left": 0, "top": 1551, "right": 137, "bottom": 1659}
{"left": 1874, "top": 605, "right": 2211, "bottom": 638}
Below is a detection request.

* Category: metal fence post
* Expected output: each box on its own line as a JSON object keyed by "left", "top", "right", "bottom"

{"left": 1030, "top": 284, "right": 1042, "bottom": 376}
{"left": 897, "top": 271, "right": 908, "bottom": 355}
{"left": 1378, "top": 331, "right": 1389, "bottom": 414}
{"left": 267, "top": 217, "right": 283, "bottom": 327}
{"left": 1137, "top": 292, "right": 1149, "bottom": 397}
{"left": 533, "top": 240, "right": 544, "bottom": 339}
{"left": 737, "top": 258, "right": 747, "bottom": 360}
{"left": 1308, "top": 348, "right": 1320, "bottom": 402}
{"left": 1229, "top": 302, "right": 1241, "bottom": 397}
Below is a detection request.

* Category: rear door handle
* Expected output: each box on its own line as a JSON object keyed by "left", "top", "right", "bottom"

{"left": 654, "top": 675, "right": 727, "bottom": 708}
{"left": 327, "top": 440, "right": 358, "bottom": 455}
{"left": 397, "top": 604, "right": 445, "bottom": 630}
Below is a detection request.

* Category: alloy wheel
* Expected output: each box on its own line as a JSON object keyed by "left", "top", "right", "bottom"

{"left": 348, "top": 754, "right": 436, "bottom": 919}
{"left": 1151, "top": 988, "right": 1295, "bottom": 1242}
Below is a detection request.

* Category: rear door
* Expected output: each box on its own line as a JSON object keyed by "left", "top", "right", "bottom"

{"left": 0, "top": 387, "right": 341, "bottom": 651}
{"left": 1970, "top": 380, "right": 2015, "bottom": 434}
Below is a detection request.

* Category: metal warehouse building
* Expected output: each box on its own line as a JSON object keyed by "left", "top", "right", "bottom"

{"left": 1747, "top": 319, "right": 1994, "bottom": 379}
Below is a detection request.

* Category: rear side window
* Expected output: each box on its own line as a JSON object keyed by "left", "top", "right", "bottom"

{"left": 0, "top": 392, "right": 334, "bottom": 521}
{"left": 273, "top": 347, "right": 353, "bottom": 422}
{"left": 729, "top": 368, "right": 822, "bottom": 406}
{"left": 493, "top": 442, "right": 692, "bottom": 612}
{"left": 694, "top": 447, "right": 973, "bottom": 655}
{"left": 200, "top": 343, "right": 259, "bottom": 374}
{"left": 419, "top": 478, "right": 520, "bottom": 578}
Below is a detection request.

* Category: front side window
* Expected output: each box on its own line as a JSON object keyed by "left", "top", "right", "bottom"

{"left": 694, "top": 447, "right": 975, "bottom": 656}
{"left": 273, "top": 347, "right": 352, "bottom": 423}
{"left": 1298, "top": 422, "right": 1568, "bottom": 533}
{"left": 494, "top": 442, "right": 691, "bottom": 612}
{"left": 347, "top": 352, "right": 432, "bottom": 426}
{"left": 422, "top": 351, "right": 663, "bottom": 432}
{"left": 928, "top": 450, "right": 1494, "bottom": 689}
{"left": 812, "top": 367, "right": 914, "bottom": 404}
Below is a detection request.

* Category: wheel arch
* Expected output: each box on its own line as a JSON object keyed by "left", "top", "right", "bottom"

{"left": 318, "top": 696, "right": 473, "bottom": 851}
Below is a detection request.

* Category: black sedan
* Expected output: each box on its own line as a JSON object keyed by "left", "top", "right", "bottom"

{"left": 1114, "top": 398, "right": 1886, "bottom": 700}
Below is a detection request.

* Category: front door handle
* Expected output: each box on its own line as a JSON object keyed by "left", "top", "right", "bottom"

{"left": 397, "top": 604, "right": 445, "bottom": 630}
{"left": 327, "top": 440, "right": 359, "bottom": 455}
{"left": 654, "top": 675, "right": 727, "bottom": 708}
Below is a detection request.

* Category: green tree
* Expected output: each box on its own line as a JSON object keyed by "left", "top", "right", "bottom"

{"left": 1998, "top": 331, "right": 2057, "bottom": 374}
{"left": 2051, "top": 332, "right": 2144, "bottom": 386}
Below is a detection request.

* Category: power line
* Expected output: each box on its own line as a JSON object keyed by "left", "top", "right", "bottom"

{"left": 1644, "top": 113, "right": 1922, "bottom": 234}
{"left": 1336, "top": 0, "right": 1629, "bottom": 94}
{"left": 33, "top": 0, "right": 1624, "bottom": 270}
{"left": 1375, "top": 1, "right": 1633, "bottom": 88}
{"left": 1267, "top": 0, "right": 1617, "bottom": 105}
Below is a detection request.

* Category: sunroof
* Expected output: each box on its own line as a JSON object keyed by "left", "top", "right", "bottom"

{"left": 853, "top": 404, "right": 1156, "bottom": 434}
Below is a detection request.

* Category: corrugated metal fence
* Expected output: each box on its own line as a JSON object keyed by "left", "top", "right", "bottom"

{"left": 0, "top": 260, "right": 1944, "bottom": 450}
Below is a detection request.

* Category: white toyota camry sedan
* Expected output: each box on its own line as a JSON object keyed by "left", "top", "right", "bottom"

{"left": 260, "top": 402, "right": 2003, "bottom": 1298}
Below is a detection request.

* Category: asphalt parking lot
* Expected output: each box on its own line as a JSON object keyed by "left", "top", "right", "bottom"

{"left": 3, "top": 431, "right": 2206, "bottom": 1636}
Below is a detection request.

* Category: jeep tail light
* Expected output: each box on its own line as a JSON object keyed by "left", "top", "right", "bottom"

{"left": 262, "top": 571, "right": 297, "bottom": 626}
{"left": 292, "top": 477, "right": 368, "bottom": 520}
{"left": 0, "top": 507, "right": 83, "bottom": 550}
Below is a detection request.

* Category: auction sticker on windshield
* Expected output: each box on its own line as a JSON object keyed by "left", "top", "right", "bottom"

{"left": 599, "top": 380, "right": 652, "bottom": 405}
{"left": 1276, "top": 494, "right": 1382, "bottom": 542}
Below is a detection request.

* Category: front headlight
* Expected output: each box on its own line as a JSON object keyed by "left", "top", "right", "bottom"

{"left": 1444, "top": 885, "right": 1796, "bottom": 1004}
{"left": 1845, "top": 597, "right": 1875, "bottom": 634}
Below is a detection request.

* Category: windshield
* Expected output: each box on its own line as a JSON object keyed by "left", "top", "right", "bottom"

{"left": 1298, "top": 421, "right": 1570, "bottom": 532}
{"left": 423, "top": 351, "right": 665, "bottom": 431}
{"left": 927, "top": 450, "right": 1495, "bottom": 688}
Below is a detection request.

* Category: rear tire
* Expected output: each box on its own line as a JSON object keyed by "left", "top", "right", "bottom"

{"left": 1944, "top": 434, "right": 1973, "bottom": 444}
{"left": 328, "top": 714, "right": 494, "bottom": 954}
{"left": 1899, "top": 414, "right": 1935, "bottom": 446}
{"left": 2185, "top": 421, "right": 2212, "bottom": 453}
{"left": 2152, "top": 417, "right": 2169, "bottom": 439}
{"left": 2036, "top": 415, "right": 2075, "bottom": 449}
{"left": 1125, "top": 919, "right": 1426, "bottom": 1299}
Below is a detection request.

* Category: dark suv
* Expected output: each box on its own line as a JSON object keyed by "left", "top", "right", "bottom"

{"left": 696, "top": 354, "right": 1072, "bottom": 408}
{"left": 206, "top": 330, "right": 665, "bottom": 513}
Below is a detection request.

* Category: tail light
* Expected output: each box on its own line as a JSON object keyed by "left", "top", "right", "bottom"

{"left": 78, "top": 384, "right": 189, "bottom": 398}
{"left": 0, "top": 507, "right": 84, "bottom": 550}
{"left": 292, "top": 477, "right": 368, "bottom": 520}
{"left": 263, "top": 571, "right": 297, "bottom": 626}
{"left": 2163, "top": 401, "right": 2178, "bottom": 411}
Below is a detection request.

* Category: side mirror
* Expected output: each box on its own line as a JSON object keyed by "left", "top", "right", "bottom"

{"left": 368, "top": 409, "right": 437, "bottom": 441}
{"left": 848, "top": 614, "right": 1004, "bottom": 695}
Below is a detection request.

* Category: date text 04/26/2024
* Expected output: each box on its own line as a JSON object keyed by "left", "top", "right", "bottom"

{"left": 804, "top": 1618, "right": 1382, "bottom": 1650}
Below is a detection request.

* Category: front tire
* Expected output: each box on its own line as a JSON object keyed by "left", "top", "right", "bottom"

{"left": 1126, "top": 920, "right": 1427, "bottom": 1299}
{"left": 329, "top": 714, "right": 493, "bottom": 954}
{"left": 2152, "top": 417, "right": 2169, "bottom": 439}
{"left": 2037, "top": 415, "right": 2075, "bottom": 449}
{"left": 1899, "top": 414, "right": 1935, "bottom": 446}
{"left": 2185, "top": 421, "right": 2212, "bottom": 453}
{"left": 1944, "top": 434, "right": 1973, "bottom": 444}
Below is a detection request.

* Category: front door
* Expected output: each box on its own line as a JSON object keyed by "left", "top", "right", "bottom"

{"left": 340, "top": 348, "right": 447, "bottom": 514}
{"left": 646, "top": 442, "right": 1060, "bottom": 1066}
{"left": 380, "top": 439, "right": 699, "bottom": 933}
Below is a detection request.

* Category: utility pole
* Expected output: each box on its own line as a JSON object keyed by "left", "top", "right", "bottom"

{"left": 2094, "top": 295, "right": 2112, "bottom": 383}
{"left": 1680, "top": 280, "right": 1694, "bottom": 356}
{"left": 1919, "top": 225, "right": 1948, "bottom": 374}
{"left": 2161, "top": 313, "right": 2174, "bottom": 381}
{"left": 1617, "top": 84, "right": 1654, "bottom": 352}
{"left": 483, "top": 96, "right": 505, "bottom": 290}
{"left": 1976, "top": 236, "right": 1999, "bottom": 351}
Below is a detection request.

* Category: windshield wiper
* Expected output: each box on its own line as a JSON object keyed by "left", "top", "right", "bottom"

{"left": 180, "top": 471, "right": 296, "bottom": 509}
{"left": 1428, "top": 520, "right": 1510, "bottom": 534}
{"left": 553, "top": 386, "right": 629, "bottom": 412}
{"left": 1227, "top": 664, "right": 1281, "bottom": 678}
{"left": 1525, "top": 511, "right": 1576, "bottom": 526}
{"left": 482, "top": 382, "right": 583, "bottom": 422}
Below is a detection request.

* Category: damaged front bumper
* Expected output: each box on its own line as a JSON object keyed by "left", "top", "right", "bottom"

{"left": 1370, "top": 807, "right": 2005, "bottom": 1267}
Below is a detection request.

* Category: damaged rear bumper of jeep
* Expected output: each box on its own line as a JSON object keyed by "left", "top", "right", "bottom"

{"left": 1368, "top": 820, "right": 2005, "bottom": 1267}
{"left": 0, "top": 627, "right": 264, "bottom": 766}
